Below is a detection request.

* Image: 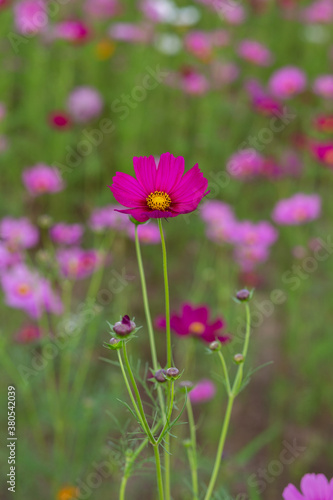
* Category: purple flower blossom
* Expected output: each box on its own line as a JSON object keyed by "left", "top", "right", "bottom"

{"left": 283, "top": 473, "right": 333, "bottom": 500}
{"left": 0, "top": 217, "right": 39, "bottom": 250}
{"left": 89, "top": 205, "right": 132, "bottom": 232}
{"left": 127, "top": 222, "right": 161, "bottom": 244}
{"left": 189, "top": 379, "right": 216, "bottom": 404}
{"left": 269, "top": 66, "right": 307, "bottom": 99}
{"left": 67, "top": 87, "right": 103, "bottom": 123}
{"left": 50, "top": 223, "right": 84, "bottom": 246}
{"left": 313, "top": 75, "right": 333, "bottom": 99}
{"left": 22, "top": 164, "right": 64, "bottom": 196}
{"left": 226, "top": 149, "right": 264, "bottom": 179}
{"left": 272, "top": 194, "right": 321, "bottom": 225}
{"left": 57, "top": 248, "right": 104, "bottom": 280}
{"left": 238, "top": 39, "right": 273, "bottom": 66}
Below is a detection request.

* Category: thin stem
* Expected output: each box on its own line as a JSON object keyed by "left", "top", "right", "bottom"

{"left": 158, "top": 218, "right": 172, "bottom": 500}
{"left": 122, "top": 343, "right": 156, "bottom": 444}
{"left": 157, "top": 219, "right": 172, "bottom": 368}
{"left": 134, "top": 225, "right": 159, "bottom": 370}
{"left": 232, "top": 303, "right": 251, "bottom": 396}
{"left": 218, "top": 351, "right": 231, "bottom": 395}
{"left": 203, "top": 395, "right": 234, "bottom": 500}
{"left": 186, "top": 397, "right": 199, "bottom": 500}
{"left": 157, "top": 381, "right": 174, "bottom": 445}
{"left": 154, "top": 445, "right": 165, "bottom": 500}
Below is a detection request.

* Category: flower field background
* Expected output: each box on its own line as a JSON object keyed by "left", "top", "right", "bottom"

{"left": 1, "top": 1, "right": 333, "bottom": 499}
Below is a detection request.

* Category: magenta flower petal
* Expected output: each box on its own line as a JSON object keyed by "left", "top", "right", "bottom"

{"left": 133, "top": 155, "right": 157, "bottom": 193}
{"left": 109, "top": 173, "right": 147, "bottom": 208}
{"left": 283, "top": 484, "right": 305, "bottom": 500}
{"left": 156, "top": 153, "right": 185, "bottom": 192}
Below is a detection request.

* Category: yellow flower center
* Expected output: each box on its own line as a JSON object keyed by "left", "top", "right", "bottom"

{"left": 189, "top": 321, "right": 205, "bottom": 335}
{"left": 17, "top": 283, "right": 31, "bottom": 296}
{"left": 146, "top": 191, "right": 171, "bottom": 211}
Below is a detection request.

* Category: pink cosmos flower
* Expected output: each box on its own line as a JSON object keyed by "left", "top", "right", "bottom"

{"left": 314, "top": 115, "right": 333, "bottom": 133}
{"left": 156, "top": 303, "right": 229, "bottom": 344}
{"left": 50, "top": 223, "right": 84, "bottom": 246}
{"left": 15, "top": 324, "right": 41, "bottom": 343}
{"left": 238, "top": 40, "right": 273, "bottom": 66}
{"left": 301, "top": 0, "right": 333, "bottom": 24}
{"left": 53, "top": 20, "right": 90, "bottom": 43}
{"left": 89, "top": 205, "right": 132, "bottom": 232}
{"left": 127, "top": 222, "right": 160, "bottom": 244}
{"left": 0, "top": 217, "right": 38, "bottom": 250}
{"left": 140, "top": 0, "right": 177, "bottom": 23}
{"left": 84, "top": 0, "right": 120, "bottom": 19}
{"left": 14, "top": 0, "right": 47, "bottom": 35}
{"left": 245, "top": 79, "right": 282, "bottom": 116}
{"left": 211, "top": 61, "right": 239, "bottom": 86}
{"left": 311, "top": 142, "right": 333, "bottom": 167}
{"left": 67, "top": 87, "right": 103, "bottom": 123}
{"left": 272, "top": 194, "right": 321, "bottom": 225}
{"left": 234, "top": 245, "right": 270, "bottom": 272}
{"left": 109, "top": 23, "right": 151, "bottom": 43}
{"left": 109, "top": 153, "right": 209, "bottom": 223}
{"left": 226, "top": 149, "right": 264, "bottom": 179}
{"left": 189, "top": 379, "right": 216, "bottom": 404}
{"left": 1, "top": 264, "right": 62, "bottom": 319}
{"left": 184, "top": 31, "right": 213, "bottom": 60}
{"left": 283, "top": 473, "right": 333, "bottom": 500}
{"left": 269, "top": 66, "right": 307, "bottom": 99}
{"left": 57, "top": 248, "right": 104, "bottom": 280}
{"left": 181, "top": 69, "right": 210, "bottom": 95}
{"left": 0, "top": 243, "right": 22, "bottom": 272}
{"left": 200, "top": 200, "right": 235, "bottom": 225}
{"left": 22, "top": 164, "right": 64, "bottom": 196}
{"left": 233, "top": 221, "right": 278, "bottom": 247}
{"left": 313, "top": 75, "right": 333, "bottom": 99}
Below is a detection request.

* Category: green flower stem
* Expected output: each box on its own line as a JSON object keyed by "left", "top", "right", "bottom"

{"left": 134, "top": 225, "right": 159, "bottom": 371}
{"left": 157, "top": 380, "right": 174, "bottom": 445}
{"left": 158, "top": 219, "right": 173, "bottom": 500}
{"left": 119, "top": 421, "right": 162, "bottom": 500}
{"left": 154, "top": 445, "right": 165, "bottom": 500}
{"left": 203, "top": 303, "right": 251, "bottom": 500}
{"left": 122, "top": 342, "right": 156, "bottom": 444}
{"left": 186, "top": 397, "right": 199, "bottom": 500}
{"left": 157, "top": 219, "right": 172, "bottom": 368}
{"left": 218, "top": 351, "right": 231, "bottom": 396}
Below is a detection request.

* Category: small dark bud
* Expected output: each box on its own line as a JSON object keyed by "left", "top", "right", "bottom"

{"left": 233, "top": 353, "right": 244, "bottom": 364}
{"left": 113, "top": 315, "right": 136, "bottom": 337}
{"left": 179, "top": 381, "right": 193, "bottom": 392}
{"left": 104, "top": 337, "right": 122, "bottom": 350}
{"left": 236, "top": 289, "right": 251, "bottom": 302}
{"left": 166, "top": 367, "right": 179, "bottom": 378}
{"left": 209, "top": 340, "right": 221, "bottom": 351}
{"left": 109, "top": 337, "right": 120, "bottom": 346}
{"left": 154, "top": 369, "right": 167, "bottom": 383}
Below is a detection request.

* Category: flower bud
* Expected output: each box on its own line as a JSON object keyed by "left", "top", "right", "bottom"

{"left": 233, "top": 353, "right": 244, "bottom": 364}
{"left": 104, "top": 337, "right": 122, "bottom": 350}
{"left": 209, "top": 340, "right": 221, "bottom": 351}
{"left": 179, "top": 381, "right": 193, "bottom": 392}
{"left": 113, "top": 315, "right": 136, "bottom": 337}
{"left": 37, "top": 214, "right": 53, "bottom": 229}
{"left": 166, "top": 367, "right": 179, "bottom": 378}
{"left": 154, "top": 369, "right": 167, "bottom": 383}
{"left": 236, "top": 289, "right": 251, "bottom": 302}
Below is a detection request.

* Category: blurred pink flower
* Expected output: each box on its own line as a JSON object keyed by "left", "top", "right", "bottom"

{"left": 0, "top": 217, "right": 38, "bottom": 250}
{"left": 140, "top": 0, "right": 177, "bottom": 22}
{"left": 15, "top": 324, "right": 41, "bottom": 343}
{"left": 283, "top": 473, "right": 333, "bottom": 500}
{"left": 22, "top": 164, "right": 64, "bottom": 196}
{"left": 301, "top": 0, "right": 333, "bottom": 24}
{"left": 234, "top": 245, "right": 270, "bottom": 272}
{"left": 189, "top": 379, "right": 216, "bottom": 404}
{"left": 269, "top": 66, "right": 306, "bottom": 99}
{"left": 0, "top": 102, "right": 6, "bottom": 121}
{"left": 14, "top": 0, "right": 47, "bottom": 35}
{"left": 127, "top": 222, "right": 160, "bottom": 244}
{"left": 311, "top": 142, "right": 333, "bottom": 167}
{"left": 84, "top": 0, "right": 120, "bottom": 19}
{"left": 0, "top": 243, "right": 22, "bottom": 272}
{"left": 238, "top": 39, "right": 273, "bottom": 66}
{"left": 53, "top": 20, "right": 90, "bottom": 43}
{"left": 1, "top": 264, "right": 63, "bottom": 319}
{"left": 156, "top": 303, "right": 229, "bottom": 344}
{"left": 67, "top": 86, "right": 103, "bottom": 123}
{"left": 200, "top": 200, "right": 235, "bottom": 225}
{"left": 89, "top": 205, "right": 131, "bottom": 232}
{"left": 313, "top": 75, "right": 333, "bottom": 98}
{"left": 195, "top": 0, "right": 246, "bottom": 24}
{"left": 227, "top": 149, "right": 264, "bottom": 179}
{"left": 48, "top": 111, "right": 71, "bottom": 130}
{"left": 109, "top": 23, "right": 151, "bottom": 43}
{"left": 211, "top": 61, "right": 239, "bottom": 86}
{"left": 181, "top": 69, "right": 210, "bottom": 95}
{"left": 233, "top": 221, "right": 278, "bottom": 247}
{"left": 57, "top": 248, "right": 104, "bottom": 280}
{"left": 50, "top": 223, "right": 84, "bottom": 246}
{"left": 272, "top": 194, "right": 321, "bottom": 225}
{"left": 184, "top": 31, "right": 213, "bottom": 60}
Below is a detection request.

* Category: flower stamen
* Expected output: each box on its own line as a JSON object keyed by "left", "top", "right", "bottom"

{"left": 146, "top": 191, "right": 171, "bottom": 211}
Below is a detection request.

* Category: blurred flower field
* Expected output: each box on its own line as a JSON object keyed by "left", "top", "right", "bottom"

{"left": 1, "top": 0, "right": 333, "bottom": 499}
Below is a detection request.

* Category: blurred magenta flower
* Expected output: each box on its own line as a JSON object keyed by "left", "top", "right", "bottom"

{"left": 48, "top": 111, "right": 71, "bottom": 130}
{"left": 109, "top": 23, "right": 151, "bottom": 43}
{"left": 226, "top": 149, "right": 264, "bottom": 179}
{"left": 311, "top": 142, "right": 333, "bottom": 166}
{"left": 50, "top": 223, "right": 84, "bottom": 246}
{"left": 269, "top": 66, "right": 307, "bottom": 99}
{"left": 22, "top": 164, "right": 64, "bottom": 196}
{"left": 57, "top": 248, "right": 104, "bottom": 280}
{"left": 15, "top": 324, "right": 41, "bottom": 343}
{"left": 189, "top": 379, "right": 216, "bottom": 404}
{"left": 313, "top": 75, "right": 333, "bottom": 98}
{"left": 156, "top": 303, "right": 229, "bottom": 344}
{"left": 237, "top": 39, "right": 273, "bottom": 66}
{"left": 195, "top": 0, "right": 245, "bottom": 24}
{"left": 200, "top": 200, "right": 235, "bottom": 225}
{"left": 233, "top": 221, "right": 278, "bottom": 247}
{"left": 283, "top": 473, "right": 333, "bottom": 500}
{"left": 0, "top": 217, "right": 38, "bottom": 250}
{"left": 67, "top": 86, "right": 103, "bottom": 123}
{"left": 1, "top": 264, "right": 62, "bottom": 319}
{"left": 14, "top": 0, "right": 47, "bottom": 35}
{"left": 245, "top": 79, "right": 282, "bottom": 116}
{"left": 127, "top": 222, "right": 160, "bottom": 244}
{"left": 234, "top": 244, "right": 270, "bottom": 272}
{"left": 0, "top": 243, "right": 22, "bottom": 271}
{"left": 211, "top": 61, "right": 239, "bottom": 86}
{"left": 314, "top": 115, "right": 333, "bottom": 133}
{"left": 53, "top": 20, "right": 90, "bottom": 43}
{"left": 181, "top": 68, "right": 210, "bottom": 95}
{"left": 84, "top": 0, "right": 120, "bottom": 19}
{"left": 184, "top": 31, "right": 213, "bottom": 60}
{"left": 89, "top": 205, "right": 131, "bottom": 232}
{"left": 140, "top": 0, "right": 178, "bottom": 23}
{"left": 301, "top": 0, "right": 333, "bottom": 24}
{"left": 109, "top": 152, "right": 209, "bottom": 222}
{"left": 272, "top": 193, "right": 321, "bottom": 225}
